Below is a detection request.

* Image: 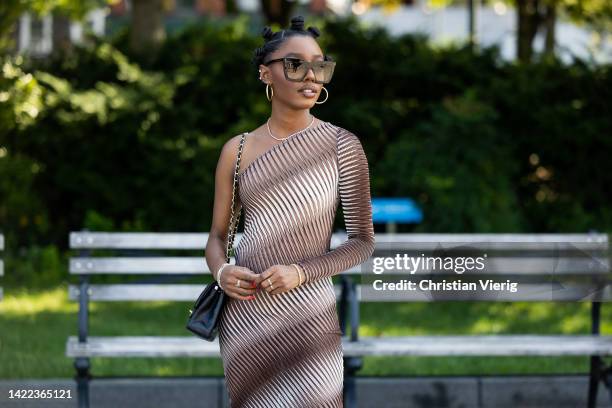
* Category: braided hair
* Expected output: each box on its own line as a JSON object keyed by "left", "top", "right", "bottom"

{"left": 252, "top": 16, "right": 322, "bottom": 76}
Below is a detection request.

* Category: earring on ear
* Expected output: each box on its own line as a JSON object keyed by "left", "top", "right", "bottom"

{"left": 315, "top": 86, "right": 328, "bottom": 104}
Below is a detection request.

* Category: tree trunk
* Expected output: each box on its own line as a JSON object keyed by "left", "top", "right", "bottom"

{"left": 543, "top": 1, "right": 556, "bottom": 57}
{"left": 129, "top": 0, "right": 166, "bottom": 64}
{"left": 52, "top": 12, "right": 72, "bottom": 55}
{"left": 516, "top": 0, "right": 543, "bottom": 63}
{"left": 5, "top": 17, "right": 20, "bottom": 55}
{"left": 260, "top": 0, "right": 298, "bottom": 27}
{"left": 0, "top": 4, "right": 24, "bottom": 54}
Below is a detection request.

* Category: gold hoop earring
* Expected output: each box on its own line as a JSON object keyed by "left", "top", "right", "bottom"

{"left": 315, "top": 86, "right": 328, "bottom": 104}
{"left": 266, "top": 84, "right": 273, "bottom": 101}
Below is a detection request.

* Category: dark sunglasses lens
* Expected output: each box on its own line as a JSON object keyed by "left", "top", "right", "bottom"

{"left": 284, "top": 59, "right": 305, "bottom": 79}
{"left": 312, "top": 61, "right": 335, "bottom": 84}
{"left": 284, "top": 59, "right": 335, "bottom": 83}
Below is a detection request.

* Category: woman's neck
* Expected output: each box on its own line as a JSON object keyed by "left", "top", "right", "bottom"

{"left": 267, "top": 111, "right": 315, "bottom": 137}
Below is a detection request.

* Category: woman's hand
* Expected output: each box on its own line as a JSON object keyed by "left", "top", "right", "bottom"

{"left": 217, "top": 265, "right": 260, "bottom": 301}
{"left": 260, "top": 264, "right": 303, "bottom": 296}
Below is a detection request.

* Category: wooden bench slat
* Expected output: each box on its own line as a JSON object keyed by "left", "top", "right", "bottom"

{"left": 342, "top": 335, "right": 612, "bottom": 356}
{"left": 482, "top": 256, "right": 610, "bottom": 274}
{"left": 67, "top": 284, "right": 343, "bottom": 301}
{"left": 68, "top": 256, "right": 608, "bottom": 275}
{"left": 378, "top": 243, "right": 609, "bottom": 251}
{"left": 66, "top": 335, "right": 612, "bottom": 358}
{"left": 69, "top": 257, "right": 363, "bottom": 275}
{"left": 69, "top": 232, "right": 350, "bottom": 250}
{"left": 372, "top": 256, "right": 610, "bottom": 275}
{"left": 70, "top": 257, "right": 210, "bottom": 274}
{"left": 358, "top": 283, "right": 612, "bottom": 301}
{"left": 69, "top": 232, "right": 608, "bottom": 251}
{"left": 66, "top": 336, "right": 221, "bottom": 357}
{"left": 68, "top": 284, "right": 220, "bottom": 301}
{"left": 66, "top": 335, "right": 347, "bottom": 357}
{"left": 67, "top": 283, "right": 612, "bottom": 302}
{"left": 375, "top": 233, "right": 608, "bottom": 242}
{"left": 375, "top": 233, "right": 608, "bottom": 247}
{"left": 70, "top": 232, "right": 213, "bottom": 249}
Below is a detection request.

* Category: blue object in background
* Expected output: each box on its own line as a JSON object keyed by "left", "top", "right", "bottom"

{"left": 371, "top": 197, "right": 423, "bottom": 224}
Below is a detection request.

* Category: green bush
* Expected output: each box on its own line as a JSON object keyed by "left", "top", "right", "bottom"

{"left": 379, "top": 89, "right": 524, "bottom": 232}
{"left": 3, "top": 244, "right": 65, "bottom": 288}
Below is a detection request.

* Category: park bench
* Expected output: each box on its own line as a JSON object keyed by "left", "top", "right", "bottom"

{"left": 0, "top": 234, "right": 4, "bottom": 300}
{"left": 337, "top": 233, "right": 612, "bottom": 408}
{"left": 65, "top": 230, "right": 356, "bottom": 408}
{"left": 66, "top": 231, "right": 612, "bottom": 408}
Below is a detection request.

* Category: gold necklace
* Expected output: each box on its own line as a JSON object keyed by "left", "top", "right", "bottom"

{"left": 266, "top": 115, "right": 315, "bottom": 141}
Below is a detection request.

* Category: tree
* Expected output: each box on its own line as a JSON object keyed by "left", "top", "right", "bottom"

{"left": 514, "top": 0, "right": 612, "bottom": 63}
{"left": 259, "top": 0, "right": 300, "bottom": 27}
{"left": 128, "top": 0, "right": 168, "bottom": 64}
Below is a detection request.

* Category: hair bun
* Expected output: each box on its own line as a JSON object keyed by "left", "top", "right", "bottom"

{"left": 290, "top": 16, "right": 305, "bottom": 31}
{"left": 261, "top": 26, "right": 274, "bottom": 41}
{"left": 306, "top": 26, "right": 320, "bottom": 38}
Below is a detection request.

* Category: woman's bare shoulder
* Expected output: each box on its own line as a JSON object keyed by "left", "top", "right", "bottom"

{"left": 223, "top": 131, "right": 252, "bottom": 155}
{"left": 217, "top": 132, "right": 249, "bottom": 172}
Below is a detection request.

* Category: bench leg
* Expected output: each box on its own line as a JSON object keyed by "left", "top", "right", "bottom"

{"left": 74, "top": 357, "right": 91, "bottom": 408}
{"left": 343, "top": 356, "right": 362, "bottom": 408}
{"left": 589, "top": 356, "right": 612, "bottom": 407}
{"left": 342, "top": 278, "right": 361, "bottom": 407}
{"left": 606, "top": 365, "right": 612, "bottom": 403}
{"left": 600, "top": 358, "right": 612, "bottom": 404}
{"left": 589, "top": 301, "right": 607, "bottom": 407}
{"left": 588, "top": 356, "right": 601, "bottom": 408}
{"left": 339, "top": 276, "right": 349, "bottom": 336}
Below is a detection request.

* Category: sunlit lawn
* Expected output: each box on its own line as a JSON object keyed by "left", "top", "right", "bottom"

{"left": 1, "top": 283, "right": 611, "bottom": 379}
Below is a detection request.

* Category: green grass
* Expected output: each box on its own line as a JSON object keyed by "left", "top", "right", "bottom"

{"left": 1, "top": 283, "right": 611, "bottom": 378}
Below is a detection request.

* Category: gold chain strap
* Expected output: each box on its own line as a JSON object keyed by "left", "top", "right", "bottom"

{"left": 225, "top": 132, "right": 247, "bottom": 263}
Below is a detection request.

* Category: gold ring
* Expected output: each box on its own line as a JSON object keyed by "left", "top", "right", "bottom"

{"left": 236, "top": 279, "right": 241, "bottom": 288}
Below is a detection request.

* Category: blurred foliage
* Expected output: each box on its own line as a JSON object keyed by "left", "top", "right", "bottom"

{"left": 3, "top": 244, "right": 65, "bottom": 287}
{"left": 0, "top": 14, "right": 610, "bottom": 264}
{"left": 562, "top": 0, "right": 612, "bottom": 32}
{"left": 379, "top": 89, "right": 524, "bottom": 232}
{"left": 0, "top": 0, "right": 112, "bottom": 52}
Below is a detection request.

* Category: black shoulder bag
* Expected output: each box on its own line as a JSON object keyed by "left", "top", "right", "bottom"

{"left": 186, "top": 132, "right": 246, "bottom": 341}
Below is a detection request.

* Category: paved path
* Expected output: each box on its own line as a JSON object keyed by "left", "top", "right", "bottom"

{"left": 0, "top": 375, "right": 611, "bottom": 407}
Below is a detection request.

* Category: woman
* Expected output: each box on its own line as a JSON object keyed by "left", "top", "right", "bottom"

{"left": 205, "top": 15, "right": 376, "bottom": 407}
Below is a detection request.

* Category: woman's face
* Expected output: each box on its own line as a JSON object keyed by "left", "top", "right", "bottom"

{"left": 260, "top": 36, "right": 327, "bottom": 109}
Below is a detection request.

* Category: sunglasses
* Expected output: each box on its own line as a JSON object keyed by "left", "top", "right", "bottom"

{"left": 263, "top": 55, "right": 336, "bottom": 84}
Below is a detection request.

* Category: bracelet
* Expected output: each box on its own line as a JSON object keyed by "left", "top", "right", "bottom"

{"left": 216, "top": 262, "right": 231, "bottom": 290}
{"left": 290, "top": 263, "right": 304, "bottom": 287}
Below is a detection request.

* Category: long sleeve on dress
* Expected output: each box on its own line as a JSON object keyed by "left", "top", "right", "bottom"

{"left": 296, "top": 129, "right": 376, "bottom": 284}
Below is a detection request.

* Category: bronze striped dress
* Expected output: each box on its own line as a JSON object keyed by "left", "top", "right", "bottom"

{"left": 218, "top": 120, "right": 376, "bottom": 407}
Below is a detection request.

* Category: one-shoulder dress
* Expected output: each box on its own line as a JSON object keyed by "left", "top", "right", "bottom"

{"left": 218, "top": 120, "right": 376, "bottom": 407}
